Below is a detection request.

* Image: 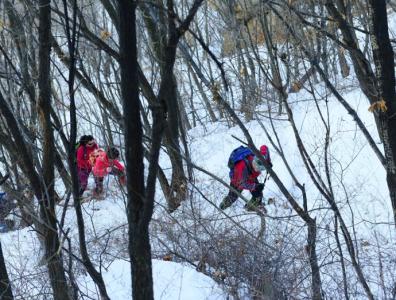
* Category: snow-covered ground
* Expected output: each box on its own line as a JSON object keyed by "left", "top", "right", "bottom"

{"left": 1, "top": 190, "right": 226, "bottom": 299}
{"left": 3, "top": 5, "right": 396, "bottom": 296}
{"left": 1, "top": 76, "right": 395, "bottom": 298}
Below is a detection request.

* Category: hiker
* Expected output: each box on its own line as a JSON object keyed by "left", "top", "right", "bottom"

{"left": 76, "top": 135, "right": 98, "bottom": 196}
{"left": 220, "top": 145, "right": 272, "bottom": 211}
{"left": 92, "top": 147, "right": 126, "bottom": 197}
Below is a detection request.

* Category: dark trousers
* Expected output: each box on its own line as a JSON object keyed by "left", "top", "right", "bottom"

{"left": 78, "top": 168, "right": 91, "bottom": 196}
{"left": 226, "top": 179, "right": 263, "bottom": 205}
{"left": 94, "top": 168, "right": 124, "bottom": 195}
{"left": 94, "top": 177, "right": 104, "bottom": 194}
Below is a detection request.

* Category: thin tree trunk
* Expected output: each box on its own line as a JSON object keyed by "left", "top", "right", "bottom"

{"left": 325, "top": 1, "right": 383, "bottom": 139}
{"left": 37, "top": 1, "right": 71, "bottom": 299}
{"left": 0, "top": 240, "right": 13, "bottom": 300}
{"left": 334, "top": 216, "right": 350, "bottom": 300}
{"left": 59, "top": 0, "right": 111, "bottom": 298}
{"left": 337, "top": 47, "right": 350, "bottom": 78}
{"left": 307, "top": 219, "right": 322, "bottom": 300}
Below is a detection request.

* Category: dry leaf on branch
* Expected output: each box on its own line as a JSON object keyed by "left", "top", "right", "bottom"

{"left": 368, "top": 99, "right": 387, "bottom": 113}
{"left": 162, "top": 254, "right": 172, "bottom": 261}
{"left": 100, "top": 30, "right": 111, "bottom": 40}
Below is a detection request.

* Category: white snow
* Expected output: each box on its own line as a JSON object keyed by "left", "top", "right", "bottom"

{"left": 1, "top": 75, "right": 395, "bottom": 299}
{"left": 2, "top": 9, "right": 396, "bottom": 300}
{"left": 80, "top": 259, "right": 224, "bottom": 300}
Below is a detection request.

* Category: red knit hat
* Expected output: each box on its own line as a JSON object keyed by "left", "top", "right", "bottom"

{"left": 260, "top": 145, "right": 269, "bottom": 157}
{"left": 252, "top": 145, "right": 271, "bottom": 172}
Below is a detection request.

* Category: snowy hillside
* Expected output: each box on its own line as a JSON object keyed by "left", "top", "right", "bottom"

{"left": 3, "top": 81, "right": 394, "bottom": 299}
{"left": 0, "top": 186, "right": 225, "bottom": 299}
{"left": 2, "top": 1, "right": 396, "bottom": 299}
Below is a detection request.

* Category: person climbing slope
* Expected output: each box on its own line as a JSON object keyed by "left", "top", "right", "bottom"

{"left": 76, "top": 135, "right": 98, "bottom": 196}
{"left": 220, "top": 145, "right": 272, "bottom": 212}
{"left": 92, "top": 147, "right": 126, "bottom": 198}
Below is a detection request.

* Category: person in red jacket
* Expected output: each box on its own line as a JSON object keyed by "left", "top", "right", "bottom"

{"left": 220, "top": 145, "right": 272, "bottom": 211}
{"left": 92, "top": 147, "right": 125, "bottom": 197}
{"left": 76, "top": 135, "right": 98, "bottom": 196}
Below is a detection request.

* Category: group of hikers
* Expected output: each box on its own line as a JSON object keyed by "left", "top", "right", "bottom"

{"left": 79, "top": 138, "right": 273, "bottom": 210}
{"left": 76, "top": 135, "right": 126, "bottom": 198}
{"left": 78, "top": 136, "right": 273, "bottom": 211}
{"left": 0, "top": 137, "right": 272, "bottom": 232}
{"left": 0, "top": 136, "right": 126, "bottom": 232}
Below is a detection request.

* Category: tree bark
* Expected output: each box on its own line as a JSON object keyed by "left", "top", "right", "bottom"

{"left": 60, "top": 0, "right": 111, "bottom": 298}
{"left": 0, "top": 240, "right": 13, "bottom": 300}
{"left": 37, "top": 1, "right": 71, "bottom": 299}
{"left": 307, "top": 219, "right": 322, "bottom": 300}
{"left": 139, "top": 2, "right": 188, "bottom": 211}
{"left": 325, "top": 1, "right": 384, "bottom": 140}
{"left": 119, "top": 0, "right": 154, "bottom": 299}
{"left": 368, "top": 0, "right": 396, "bottom": 225}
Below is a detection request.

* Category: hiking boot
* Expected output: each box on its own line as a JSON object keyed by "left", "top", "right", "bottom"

{"left": 219, "top": 196, "right": 234, "bottom": 210}
{"left": 245, "top": 203, "right": 267, "bottom": 214}
{"left": 92, "top": 187, "right": 105, "bottom": 199}
{"left": 244, "top": 197, "right": 264, "bottom": 211}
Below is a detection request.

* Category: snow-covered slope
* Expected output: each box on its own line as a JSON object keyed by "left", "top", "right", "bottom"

{"left": 2, "top": 78, "right": 395, "bottom": 299}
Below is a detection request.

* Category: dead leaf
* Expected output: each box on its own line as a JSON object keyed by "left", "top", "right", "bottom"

{"left": 100, "top": 30, "right": 111, "bottom": 40}
{"left": 368, "top": 99, "right": 387, "bottom": 113}
{"left": 291, "top": 81, "right": 302, "bottom": 93}
{"left": 163, "top": 254, "right": 172, "bottom": 261}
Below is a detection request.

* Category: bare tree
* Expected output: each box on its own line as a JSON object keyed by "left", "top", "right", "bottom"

{"left": 119, "top": 0, "right": 203, "bottom": 298}
{"left": 37, "top": 1, "right": 71, "bottom": 298}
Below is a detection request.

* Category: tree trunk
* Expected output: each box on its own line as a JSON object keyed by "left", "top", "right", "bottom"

{"left": 0, "top": 241, "right": 13, "bottom": 300}
{"left": 337, "top": 47, "right": 350, "bottom": 78}
{"left": 368, "top": 0, "right": 396, "bottom": 225}
{"left": 139, "top": 2, "right": 188, "bottom": 212}
{"left": 307, "top": 219, "right": 322, "bottom": 300}
{"left": 37, "top": 1, "right": 71, "bottom": 299}
{"left": 59, "top": 0, "right": 111, "bottom": 297}
{"left": 325, "top": 1, "right": 383, "bottom": 138}
{"left": 119, "top": 1, "right": 155, "bottom": 299}
{"left": 0, "top": 73, "right": 72, "bottom": 299}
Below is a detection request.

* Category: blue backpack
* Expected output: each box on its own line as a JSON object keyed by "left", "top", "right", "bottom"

{"left": 228, "top": 146, "right": 253, "bottom": 178}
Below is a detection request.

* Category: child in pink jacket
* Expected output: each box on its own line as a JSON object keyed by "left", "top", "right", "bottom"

{"left": 92, "top": 147, "right": 125, "bottom": 197}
